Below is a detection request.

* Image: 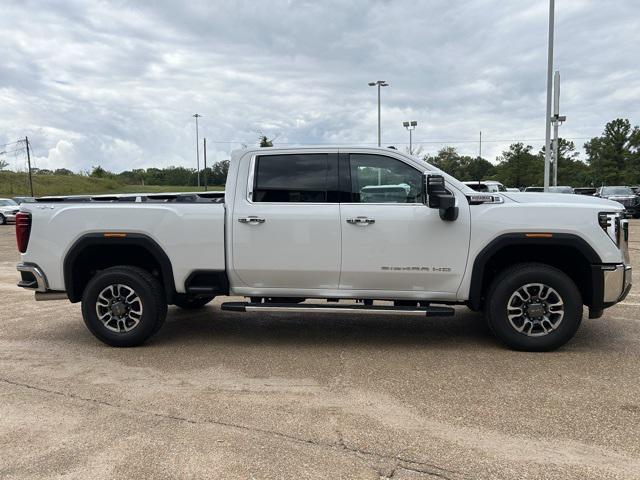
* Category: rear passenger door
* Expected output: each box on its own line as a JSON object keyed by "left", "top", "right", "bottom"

{"left": 231, "top": 151, "right": 342, "bottom": 290}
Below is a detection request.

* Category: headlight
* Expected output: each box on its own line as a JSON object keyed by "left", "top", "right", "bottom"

{"left": 599, "top": 211, "right": 621, "bottom": 246}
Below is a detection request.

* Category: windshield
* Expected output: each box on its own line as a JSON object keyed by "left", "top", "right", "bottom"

{"left": 0, "top": 199, "right": 18, "bottom": 206}
{"left": 548, "top": 186, "right": 573, "bottom": 193}
{"left": 602, "top": 186, "right": 633, "bottom": 196}
{"left": 466, "top": 183, "right": 489, "bottom": 192}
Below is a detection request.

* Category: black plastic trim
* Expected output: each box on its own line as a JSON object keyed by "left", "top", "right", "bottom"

{"left": 63, "top": 233, "right": 176, "bottom": 303}
{"left": 468, "top": 233, "right": 603, "bottom": 311}
{"left": 184, "top": 269, "right": 229, "bottom": 297}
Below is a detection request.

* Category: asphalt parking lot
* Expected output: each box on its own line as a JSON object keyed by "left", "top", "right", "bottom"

{"left": 0, "top": 223, "right": 639, "bottom": 480}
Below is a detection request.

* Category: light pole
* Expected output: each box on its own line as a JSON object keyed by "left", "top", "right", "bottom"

{"left": 193, "top": 113, "right": 202, "bottom": 187}
{"left": 368, "top": 80, "right": 389, "bottom": 146}
{"left": 402, "top": 121, "right": 417, "bottom": 155}
{"left": 543, "top": 0, "right": 555, "bottom": 191}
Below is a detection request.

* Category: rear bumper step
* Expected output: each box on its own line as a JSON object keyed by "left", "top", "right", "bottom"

{"left": 221, "top": 302, "right": 455, "bottom": 317}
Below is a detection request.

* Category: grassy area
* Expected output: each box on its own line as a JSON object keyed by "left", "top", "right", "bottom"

{"left": 0, "top": 171, "right": 223, "bottom": 197}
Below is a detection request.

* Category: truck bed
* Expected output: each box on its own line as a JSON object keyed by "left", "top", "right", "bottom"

{"left": 20, "top": 193, "right": 226, "bottom": 293}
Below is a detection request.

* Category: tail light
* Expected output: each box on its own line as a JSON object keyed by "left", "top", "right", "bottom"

{"left": 16, "top": 212, "right": 32, "bottom": 253}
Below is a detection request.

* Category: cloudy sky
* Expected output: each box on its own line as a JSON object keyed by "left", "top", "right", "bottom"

{"left": 1, "top": 0, "right": 639, "bottom": 173}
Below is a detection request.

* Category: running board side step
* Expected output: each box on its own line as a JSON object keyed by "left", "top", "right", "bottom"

{"left": 220, "top": 302, "right": 455, "bottom": 317}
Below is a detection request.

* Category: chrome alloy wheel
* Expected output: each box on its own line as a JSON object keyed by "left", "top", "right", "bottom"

{"left": 95, "top": 284, "right": 143, "bottom": 333}
{"left": 506, "top": 283, "right": 564, "bottom": 337}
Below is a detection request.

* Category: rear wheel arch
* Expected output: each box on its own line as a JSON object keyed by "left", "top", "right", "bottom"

{"left": 468, "top": 233, "right": 601, "bottom": 311}
{"left": 64, "top": 233, "right": 176, "bottom": 303}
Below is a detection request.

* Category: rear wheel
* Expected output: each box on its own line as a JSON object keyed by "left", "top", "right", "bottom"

{"left": 173, "top": 295, "right": 214, "bottom": 310}
{"left": 81, "top": 266, "right": 167, "bottom": 347}
{"left": 485, "top": 263, "right": 582, "bottom": 351}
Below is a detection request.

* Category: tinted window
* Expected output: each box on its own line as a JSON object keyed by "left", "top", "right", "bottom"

{"left": 602, "top": 186, "right": 634, "bottom": 196}
{"left": 466, "top": 183, "right": 489, "bottom": 192}
{"left": 349, "top": 154, "right": 422, "bottom": 203}
{"left": 253, "top": 154, "right": 333, "bottom": 202}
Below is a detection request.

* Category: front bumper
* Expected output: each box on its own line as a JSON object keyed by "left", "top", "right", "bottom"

{"left": 604, "top": 264, "right": 632, "bottom": 304}
{"left": 2, "top": 213, "right": 16, "bottom": 222}
{"left": 588, "top": 263, "right": 631, "bottom": 318}
{"left": 17, "top": 263, "right": 49, "bottom": 292}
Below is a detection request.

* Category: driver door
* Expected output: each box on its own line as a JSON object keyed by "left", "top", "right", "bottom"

{"left": 338, "top": 152, "right": 470, "bottom": 297}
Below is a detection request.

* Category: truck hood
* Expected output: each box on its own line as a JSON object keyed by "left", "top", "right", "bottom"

{"left": 501, "top": 192, "right": 624, "bottom": 210}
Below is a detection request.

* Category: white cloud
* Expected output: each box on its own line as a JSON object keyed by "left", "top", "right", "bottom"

{"left": 0, "top": 0, "right": 639, "bottom": 173}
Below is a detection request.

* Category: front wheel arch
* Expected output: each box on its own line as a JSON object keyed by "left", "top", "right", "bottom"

{"left": 468, "top": 234, "right": 600, "bottom": 311}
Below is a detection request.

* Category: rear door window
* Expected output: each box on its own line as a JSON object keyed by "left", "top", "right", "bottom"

{"left": 253, "top": 153, "right": 337, "bottom": 202}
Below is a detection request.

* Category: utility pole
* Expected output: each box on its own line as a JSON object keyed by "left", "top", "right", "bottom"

{"left": 479, "top": 131, "right": 482, "bottom": 159}
{"left": 25, "top": 137, "right": 34, "bottom": 197}
{"left": 551, "top": 71, "right": 566, "bottom": 187}
{"left": 203, "top": 137, "right": 208, "bottom": 191}
{"left": 193, "top": 113, "right": 202, "bottom": 187}
{"left": 543, "top": 0, "right": 555, "bottom": 192}
{"left": 368, "top": 80, "right": 389, "bottom": 146}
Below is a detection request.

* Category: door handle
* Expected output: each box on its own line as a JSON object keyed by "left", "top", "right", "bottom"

{"left": 238, "top": 216, "right": 266, "bottom": 225}
{"left": 346, "top": 216, "right": 375, "bottom": 226}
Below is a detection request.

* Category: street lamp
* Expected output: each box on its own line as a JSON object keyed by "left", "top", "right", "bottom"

{"left": 368, "top": 80, "right": 389, "bottom": 146}
{"left": 402, "top": 121, "right": 418, "bottom": 155}
{"left": 193, "top": 113, "right": 202, "bottom": 187}
{"left": 543, "top": 0, "right": 555, "bottom": 191}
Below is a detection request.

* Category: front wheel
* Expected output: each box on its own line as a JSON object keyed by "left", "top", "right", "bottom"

{"left": 81, "top": 266, "right": 167, "bottom": 347}
{"left": 0, "top": 214, "right": 6, "bottom": 225}
{"left": 485, "top": 263, "right": 583, "bottom": 351}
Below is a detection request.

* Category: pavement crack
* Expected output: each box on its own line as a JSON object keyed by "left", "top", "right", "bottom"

{"left": 0, "top": 377, "right": 468, "bottom": 479}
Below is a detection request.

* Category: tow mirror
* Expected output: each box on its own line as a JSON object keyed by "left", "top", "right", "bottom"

{"left": 424, "top": 174, "right": 459, "bottom": 221}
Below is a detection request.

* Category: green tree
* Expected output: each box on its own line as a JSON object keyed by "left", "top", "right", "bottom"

{"left": 584, "top": 118, "right": 640, "bottom": 186}
{"left": 426, "top": 147, "right": 463, "bottom": 177}
{"left": 539, "top": 138, "right": 590, "bottom": 186}
{"left": 90, "top": 165, "right": 111, "bottom": 178}
{"left": 0, "top": 159, "right": 8, "bottom": 171}
{"left": 456, "top": 156, "right": 496, "bottom": 181}
{"left": 425, "top": 147, "right": 496, "bottom": 181}
{"left": 259, "top": 135, "right": 273, "bottom": 147}
{"left": 494, "top": 143, "right": 542, "bottom": 188}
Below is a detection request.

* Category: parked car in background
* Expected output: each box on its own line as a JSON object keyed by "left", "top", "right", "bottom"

{"left": 13, "top": 196, "right": 36, "bottom": 204}
{"left": 596, "top": 186, "right": 640, "bottom": 218}
{"left": 574, "top": 187, "right": 597, "bottom": 196}
{"left": 463, "top": 180, "right": 506, "bottom": 193}
{"left": 0, "top": 198, "right": 20, "bottom": 225}
{"left": 548, "top": 186, "right": 574, "bottom": 194}
{"left": 630, "top": 186, "right": 640, "bottom": 196}
{"left": 506, "top": 187, "right": 520, "bottom": 192}
{"left": 524, "top": 186, "right": 544, "bottom": 192}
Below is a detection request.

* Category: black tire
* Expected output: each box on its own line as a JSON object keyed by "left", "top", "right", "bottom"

{"left": 81, "top": 266, "right": 167, "bottom": 347}
{"left": 485, "top": 262, "right": 583, "bottom": 352}
{"left": 0, "top": 214, "right": 6, "bottom": 225}
{"left": 173, "top": 295, "right": 214, "bottom": 310}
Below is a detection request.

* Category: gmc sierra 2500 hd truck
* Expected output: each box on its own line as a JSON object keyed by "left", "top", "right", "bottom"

{"left": 16, "top": 147, "right": 632, "bottom": 351}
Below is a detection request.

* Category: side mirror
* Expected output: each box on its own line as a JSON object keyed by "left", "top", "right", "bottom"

{"left": 424, "top": 174, "right": 459, "bottom": 221}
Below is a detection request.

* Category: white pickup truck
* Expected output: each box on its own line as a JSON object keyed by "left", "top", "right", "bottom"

{"left": 16, "top": 147, "right": 632, "bottom": 351}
